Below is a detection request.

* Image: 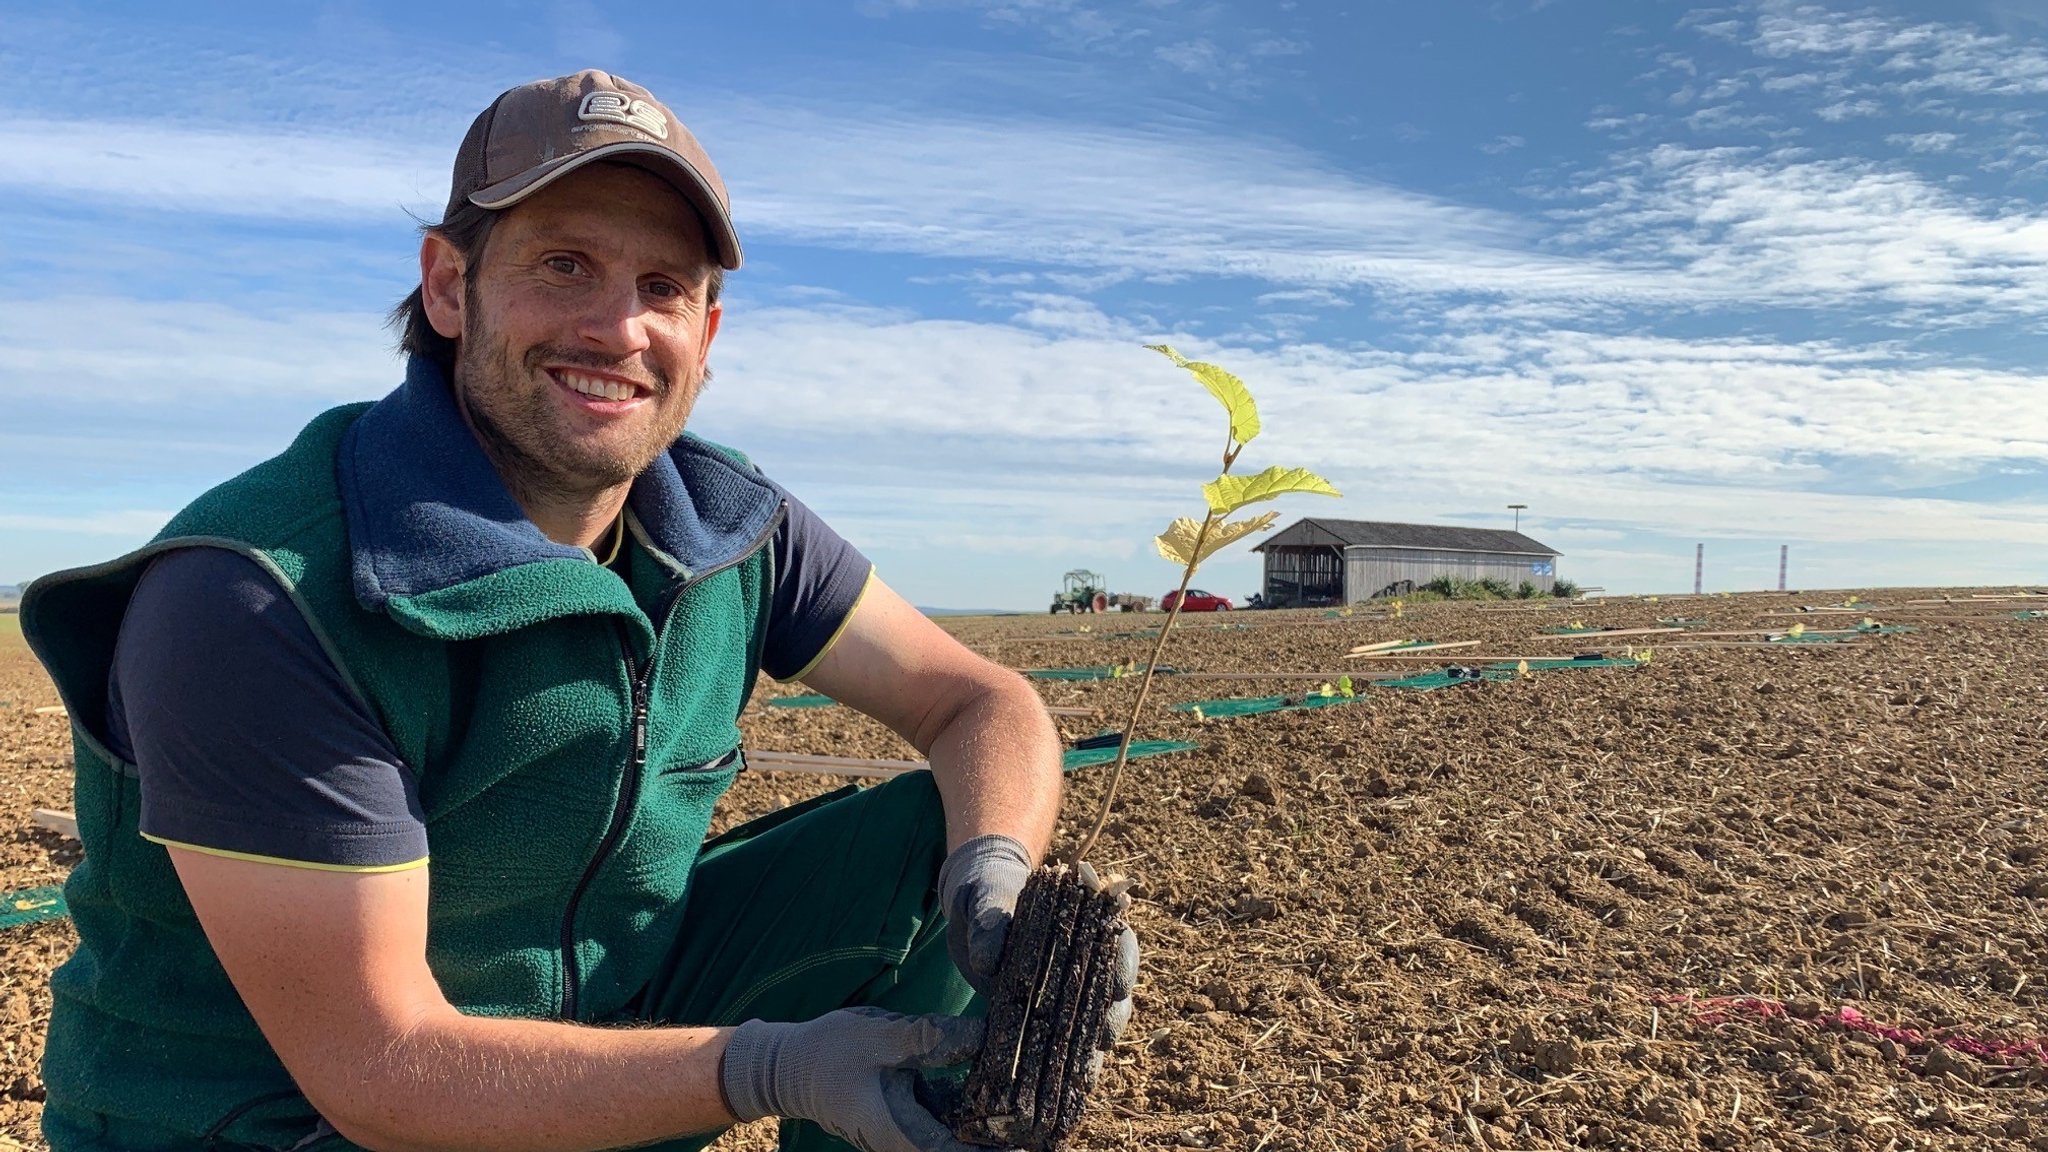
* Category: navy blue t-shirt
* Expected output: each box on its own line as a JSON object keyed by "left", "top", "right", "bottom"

{"left": 106, "top": 486, "right": 872, "bottom": 871}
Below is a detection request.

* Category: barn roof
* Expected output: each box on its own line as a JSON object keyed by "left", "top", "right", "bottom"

{"left": 1254, "top": 518, "right": 1559, "bottom": 557}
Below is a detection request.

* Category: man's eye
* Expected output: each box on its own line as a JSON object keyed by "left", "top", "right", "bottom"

{"left": 645, "top": 281, "right": 679, "bottom": 299}
{"left": 546, "top": 257, "right": 580, "bottom": 274}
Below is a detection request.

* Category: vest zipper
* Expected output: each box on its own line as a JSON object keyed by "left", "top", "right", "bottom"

{"left": 559, "top": 647, "right": 650, "bottom": 1021}
{"left": 555, "top": 501, "right": 788, "bottom": 1020}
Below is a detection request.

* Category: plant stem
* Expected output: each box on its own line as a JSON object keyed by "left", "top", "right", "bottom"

{"left": 1069, "top": 509, "right": 1217, "bottom": 864}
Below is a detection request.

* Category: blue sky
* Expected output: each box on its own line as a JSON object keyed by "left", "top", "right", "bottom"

{"left": 4, "top": 0, "right": 2047, "bottom": 607}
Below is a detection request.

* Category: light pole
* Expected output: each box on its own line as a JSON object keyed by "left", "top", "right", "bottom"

{"left": 1507, "top": 503, "right": 1527, "bottom": 532}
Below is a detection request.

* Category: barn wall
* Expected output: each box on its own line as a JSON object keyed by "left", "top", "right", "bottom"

{"left": 1344, "top": 548, "right": 1558, "bottom": 601}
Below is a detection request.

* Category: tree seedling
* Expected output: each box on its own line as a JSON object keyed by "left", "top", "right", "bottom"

{"left": 949, "top": 344, "right": 1338, "bottom": 1150}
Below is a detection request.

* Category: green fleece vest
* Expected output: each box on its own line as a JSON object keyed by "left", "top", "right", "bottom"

{"left": 23, "top": 361, "right": 781, "bottom": 1150}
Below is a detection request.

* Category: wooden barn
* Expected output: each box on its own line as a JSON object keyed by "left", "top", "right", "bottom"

{"left": 1252, "top": 518, "right": 1562, "bottom": 606}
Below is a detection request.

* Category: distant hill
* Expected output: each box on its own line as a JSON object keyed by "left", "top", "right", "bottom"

{"left": 0, "top": 584, "right": 20, "bottom": 601}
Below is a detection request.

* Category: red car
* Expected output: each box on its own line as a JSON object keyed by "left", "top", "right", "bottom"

{"left": 1162, "top": 589, "right": 1232, "bottom": 612}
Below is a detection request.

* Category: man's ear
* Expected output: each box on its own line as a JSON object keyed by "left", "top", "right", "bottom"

{"left": 697, "top": 300, "right": 723, "bottom": 373}
{"left": 420, "top": 233, "right": 466, "bottom": 340}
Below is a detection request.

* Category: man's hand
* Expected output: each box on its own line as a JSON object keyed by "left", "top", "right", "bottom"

{"left": 937, "top": 841, "right": 1140, "bottom": 1072}
{"left": 721, "top": 1008, "right": 994, "bottom": 1152}
{"left": 937, "top": 834, "right": 1034, "bottom": 997}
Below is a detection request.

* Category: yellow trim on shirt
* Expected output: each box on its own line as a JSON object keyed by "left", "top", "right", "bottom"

{"left": 780, "top": 565, "right": 876, "bottom": 683}
{"left": 143, "top": 833, "right": 428, "bottom": 874}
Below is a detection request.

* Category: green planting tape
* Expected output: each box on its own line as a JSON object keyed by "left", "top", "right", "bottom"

{"left": 1656, "top": 617, "right": 1710, "bottom": 627}
{"left": 1487, "top": 657, "right": 1643, "bottom": 671}
{"left": 1770, "top": 632, "right": 1860, "bottom": 644}
{"left": 1175, "top": 656, "right": 1643, "bottom": 718}
{"left": 2018, "top": 611, "right": 2048, "bottom": 621}
{"left": 1379, "top": 669, "right": 1514, "bottom": 690}
{"left": 1101, "top": 629, "right": 1161, "bottom": 640}
{"left": 1024, "top": 665, "right": 1177, "bottom": 681}
{"left": 1852, "top": 624, "right": 1913, "bottom": 634}
{"left": 1, "top": 885, "right": 68, "bottom": 931}
{"left": 766, "top": 695, "right": 837, "bottom": 708}
{"left": 1173, "top": 692, "right": 1364, "bottom": 719}
{"left": 1061, "top": 740, "right": 1202, "bottom": 771}
{"left": 1541, "top": 625, "right": 1610, "bottom": 635}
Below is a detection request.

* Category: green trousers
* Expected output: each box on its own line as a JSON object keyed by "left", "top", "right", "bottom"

{"left": 630, "top": 769, "right": 975, "bottom": 1152}
{"left": 44, "top": 771, "right": 971, "bottom": 1152}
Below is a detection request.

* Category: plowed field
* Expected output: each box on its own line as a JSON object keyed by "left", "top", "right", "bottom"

{"left": 7, "top": 590, "right": 2048, "bottom": 1151}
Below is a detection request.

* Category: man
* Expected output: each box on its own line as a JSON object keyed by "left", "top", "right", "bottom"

{"left": 21, "top": 71, "right": 1134, "bottom": 1152}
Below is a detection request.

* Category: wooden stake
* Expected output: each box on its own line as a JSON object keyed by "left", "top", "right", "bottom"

{"left": 1343, "top": 640, "right": 1483, "bottom": 657}
{"left": 745, "top": 751, "right": 924, "bottom": 779}
{"left": 1527, "top": 627, "right": 1681, "bottom": 641}
{"left": 1169, "top": 671, "right": 1413, "bottom": 682}
{"left": 1347, "top": 639, "right": 1414, "bottom": 655}
{"left": 31, "top": 809, "right": 78, "bottom": 839}
{"left": 1658, "top": 640, "right": 1861, "bottom": 650}
{"left": 1344, "top": 653, "right": 1615, "bottom": 663}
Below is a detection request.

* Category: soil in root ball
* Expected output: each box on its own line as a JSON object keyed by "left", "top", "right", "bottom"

{"left": 948, "top": 864, "right": 1128, "bottom": 1151}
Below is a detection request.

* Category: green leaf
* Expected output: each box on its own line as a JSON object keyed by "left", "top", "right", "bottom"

{"left": 1154, "top": 511, "right": 1280, "bottom": 568}
{"left": 1146, "top": 343, "right": 1262, "bottom": 446}
{"left": 1201, "top": 466, "right": 1341, "bottom": 516}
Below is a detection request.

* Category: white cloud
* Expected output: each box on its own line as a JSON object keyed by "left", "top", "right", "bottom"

{"left": 0, "top": 298, "right": 394, "bottom": 401}
{"left": 1815, "top": 97, "right": 1881, "bottom": 121}
{"left": 1558, "top": 144, "right": 2048, "bottom": 320}
{"left": 1754, "top": 4, "right": 2048, "bottom": 98}
{"left": 0, "top": 119, "right": 446, "bottom": 220}
{"left": 1254, "top": 288, "right": 1351, "bottom": 309}
{"left": 1887, "top": 131, "right": 1961, "bottom": 153}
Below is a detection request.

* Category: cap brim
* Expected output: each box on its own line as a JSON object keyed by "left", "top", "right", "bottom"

{"left": 468, "top": 141, "right": 744, "bottom": 270}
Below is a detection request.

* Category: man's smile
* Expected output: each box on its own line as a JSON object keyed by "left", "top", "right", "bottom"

{"left": 547, "top": 366, "right": 653, "bottom": 408}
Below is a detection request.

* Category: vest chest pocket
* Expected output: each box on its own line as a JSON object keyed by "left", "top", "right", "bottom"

{"left": 622, "top": 748, "right": 741, "bottom": 880}
{"left": 659, "top": 747, "right": 742, "bottom": 776}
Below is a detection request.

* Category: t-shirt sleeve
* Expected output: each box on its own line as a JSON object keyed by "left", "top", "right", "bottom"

{"left": 761, "top": 481, "right": 875, "bottom": 682}
{"left": 107, "top": 548, "right": 428, "bottom": 871}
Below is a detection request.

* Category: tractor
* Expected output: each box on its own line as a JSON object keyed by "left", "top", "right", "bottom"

{"left": 1049, "top": 570, "right": 1154, "bottom": 613}
{"left": 1050, "top": 569, "right": 1110, "bottom": 614}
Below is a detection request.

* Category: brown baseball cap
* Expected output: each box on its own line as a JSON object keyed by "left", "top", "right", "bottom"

{"left": 446, "top": 70, "right": 743, "bottom": 270}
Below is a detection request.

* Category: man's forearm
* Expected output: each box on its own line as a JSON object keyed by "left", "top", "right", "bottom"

{"left": 920, "top": 669, "right": 1062, "bottom": 857}
{"left": 327, "top": 1010, "right": 735, "bottom": 1152}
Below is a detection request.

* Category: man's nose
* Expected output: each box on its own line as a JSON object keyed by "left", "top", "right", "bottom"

{"left": 575, "top": 277, "right": 654, "bottom": 358}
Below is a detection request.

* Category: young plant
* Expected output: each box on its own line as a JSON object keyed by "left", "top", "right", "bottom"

{"left": 948, "top": 343, "right": 1337, "bottom": 1152}
{"left": 1070, "top": 343, "right": 1339, "bottom": 862}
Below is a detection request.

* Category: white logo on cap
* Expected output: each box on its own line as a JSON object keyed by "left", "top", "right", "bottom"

{"left": 578, "top": 91, "right": 669, "bottom": 139}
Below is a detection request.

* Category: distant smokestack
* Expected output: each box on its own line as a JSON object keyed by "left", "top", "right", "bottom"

{"left": 1778, "top": 545, "right": 1788, "bottom": 592}
{"left": 1694, "top": 543, "right": 1704, "bottom": 596}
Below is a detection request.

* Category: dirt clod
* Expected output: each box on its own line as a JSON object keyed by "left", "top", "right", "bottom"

{"left": 1237, "top": 772, "right": 1280, "bottom": 805}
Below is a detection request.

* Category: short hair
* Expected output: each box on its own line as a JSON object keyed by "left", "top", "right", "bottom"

{"left": 386, "top": 193, "right": 726, "bottom": 374}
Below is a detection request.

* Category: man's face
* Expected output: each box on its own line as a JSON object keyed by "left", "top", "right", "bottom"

{"left": 444, "top": 163, "right": 722, "bottom": 500}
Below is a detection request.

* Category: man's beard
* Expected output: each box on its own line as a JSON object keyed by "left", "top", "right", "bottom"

{"left": 452, "top": 289, "right": 706, "bottom": 509}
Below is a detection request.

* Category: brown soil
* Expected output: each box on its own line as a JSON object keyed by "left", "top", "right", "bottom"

{"left": 6, "top": 590, "right": 2048, "bottom": 1150}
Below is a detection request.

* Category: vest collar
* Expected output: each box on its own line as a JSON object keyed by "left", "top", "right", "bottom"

{"left": 339, "top": 357, "right": 782, "bottom": 639}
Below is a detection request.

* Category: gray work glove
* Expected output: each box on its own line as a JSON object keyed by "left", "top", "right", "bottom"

{"left": 937, "top": 834, "right": 1035, "bottom": 998}
{"left": 722, "top": 1008, "right": 991, "bottom": 1152}
{"left": 938, "top": 837, "right": 1140, "bottom": 1059}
